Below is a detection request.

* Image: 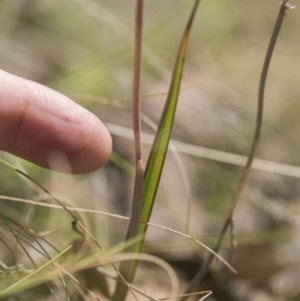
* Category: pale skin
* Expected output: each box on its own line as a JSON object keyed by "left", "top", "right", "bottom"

{"left": 0, "top": 70, "right": 112, "bottom": 174}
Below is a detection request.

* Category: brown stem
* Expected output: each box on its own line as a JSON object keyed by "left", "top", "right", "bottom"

{"left": 181, "top": 1, "right": 291, "bottom": 297}
{"left": 113, "top": 1, "right": 144, "bottom": 300}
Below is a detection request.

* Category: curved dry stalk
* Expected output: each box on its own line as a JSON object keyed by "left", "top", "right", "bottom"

{"left": 0, "top": 216, "right": 62, "bottom": 301}
{"left": 0, "top": 229, "right": 101, "bottom": 301}
{"left": 94, "top": 253, "right": 211, "bottom": 301}
{"left": 108, "top": 252, "right": 180, "bottom": 297}
{"left": 158, "top": 291, "right": 212, "bottom": 301}
{"left": 0, "top": 160, "right": 138, "bottom": 301}
{"left": 0, "top": 237, "right": 18, "bottom": 268}
{"left": 77, "top": 221, "right": 139, "bottom": 301}
{"left": 1, "top": 216, "right": 68, "bottom": 299}
{"left": 0, "top": 194, "right": 130, "bottom": 220}
{"left": 145, "top": 222, "right": 237, "bottom": 274}
{"left": 27, "top": 230, "right": 71, "bottom": 301}
{"left": 0, "top": 159, "right": 78, "bottom": 221}
{"left": 0, "top": 194, "right": 236, "bottom": 273}
{"left": 21, "top": 203, "right": 61, "bottom": 237}
{"left": 181, "top": 1, "right": 292, "bottom": 297}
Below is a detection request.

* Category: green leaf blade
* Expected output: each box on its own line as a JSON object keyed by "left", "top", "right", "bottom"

{"left": 140, "top": 0, "right": 200, "bottom": 231}
{"left": 113, "top": 3, "right": 200, "bottom": 300}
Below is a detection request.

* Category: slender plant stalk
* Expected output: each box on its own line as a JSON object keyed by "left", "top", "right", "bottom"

{"left": 181, "top": 1, "right": 292, "bottom": 297}
{"left": 127, "top": 0, "right": 144, "bottom": 257}
{"left": 113, "top": 1, "right": 144, "bottom": 300}
{"left": 114, "top": 2, "right": 201, "bottom": 299}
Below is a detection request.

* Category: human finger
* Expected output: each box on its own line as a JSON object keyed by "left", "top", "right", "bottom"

{"left": 0, "top": 70, "right": 112, "bottom": 174}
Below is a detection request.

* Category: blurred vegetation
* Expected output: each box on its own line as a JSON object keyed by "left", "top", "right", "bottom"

{"left": 0, "top": 0, "right": 300, "bottom": 300}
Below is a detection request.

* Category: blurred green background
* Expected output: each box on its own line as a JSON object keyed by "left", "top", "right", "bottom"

{"left": 0, "top": 0, "right": 300, "bottom": 300}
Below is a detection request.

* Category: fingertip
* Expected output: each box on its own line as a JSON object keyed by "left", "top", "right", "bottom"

{"left": 0, "top": 70, "right": 113, "bottom": 174}
{"left": 69, "top": 119, "right": 113, "bottom": 174}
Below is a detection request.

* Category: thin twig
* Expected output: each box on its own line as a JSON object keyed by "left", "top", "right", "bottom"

{"left": 181, "top": 1, "right": 292, "bottom": 297}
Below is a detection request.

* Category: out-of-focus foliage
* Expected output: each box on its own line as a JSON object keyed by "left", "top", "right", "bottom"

{"left": 0, "top": 0, "right": 300, "bottom": 300}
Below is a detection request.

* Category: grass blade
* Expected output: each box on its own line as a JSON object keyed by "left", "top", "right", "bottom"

{"left": 0, "top": 159, "right": 137, "bottom": 300}
{"left": 141, "top": 0, "right": 200, "bottom": 229}
{"left": 0, "top": 245, "right": 72, "bottom": 298}
{"left": 113, "top": 1, "right": 201, "bottom": 299}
